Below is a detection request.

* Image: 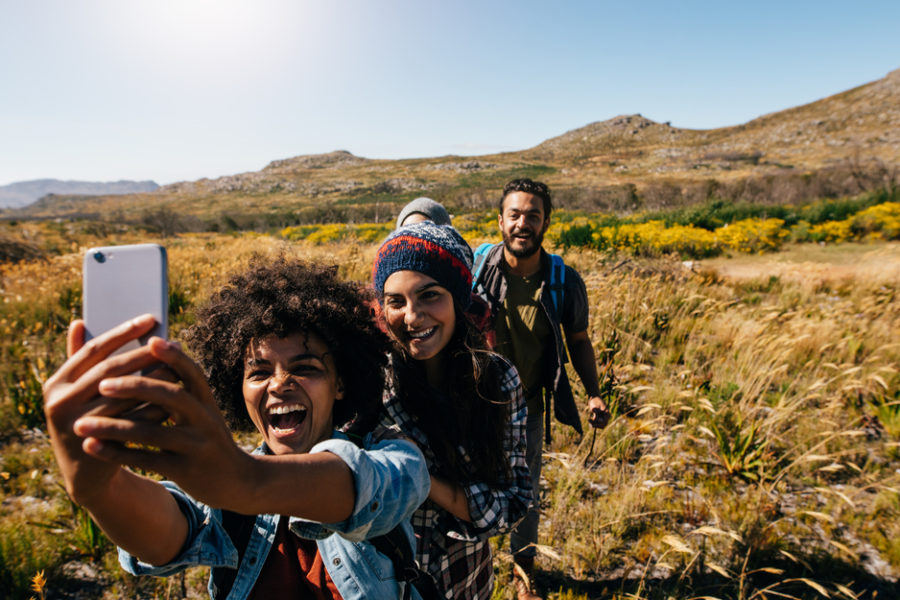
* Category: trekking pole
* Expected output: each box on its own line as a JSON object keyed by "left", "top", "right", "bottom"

{"left": 583, "top": 427, "right": 597, "bottom": 467}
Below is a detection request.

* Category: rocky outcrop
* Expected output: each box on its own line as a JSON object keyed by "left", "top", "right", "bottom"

{"left": 426, "top": 160, "right": 499, "bottom": 173}
{"left": 527, "top": 114, "right": 694, "bottom": 160}
{"left": 264, "top": 150, "right": 370, "bottom": 171}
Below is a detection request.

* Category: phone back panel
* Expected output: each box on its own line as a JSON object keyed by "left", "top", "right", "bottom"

{"left": 83, "top": 244, "right": 168, "bottom": 353}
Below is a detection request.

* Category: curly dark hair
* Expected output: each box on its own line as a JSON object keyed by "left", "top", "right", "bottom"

{"left": 500, "top": 177, "right": 553, "bottom": 217}
{"left": 183, "top": 256, "right": 390, "bottom": 436}
{"left": 388, "top": 307, "right": 511, "bottom": 487}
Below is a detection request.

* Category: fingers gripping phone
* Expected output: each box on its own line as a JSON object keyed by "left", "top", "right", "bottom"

{"left": 83, "top": 244, "right": 168, "bottom": 355}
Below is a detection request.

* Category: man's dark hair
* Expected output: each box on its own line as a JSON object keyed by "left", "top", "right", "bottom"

{"left": 500, "top": 178, "right": 552, "bottom": 218}
{"left": 184, "top": 256, "right": 390, "bottom": 435}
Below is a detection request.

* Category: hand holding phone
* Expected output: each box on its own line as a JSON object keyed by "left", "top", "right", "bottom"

{"left": 83, "top": 244, "right": 168, "bottom": 356}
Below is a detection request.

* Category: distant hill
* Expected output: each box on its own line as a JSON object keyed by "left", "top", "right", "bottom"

{"left": 8, "top": 68, "right": 900, "bottom": 224}
{"left": 0, "top": 179, "right": 159, "bottom": 209}
{"left": 524, "top": 67, "right": 900, "bottom": 172}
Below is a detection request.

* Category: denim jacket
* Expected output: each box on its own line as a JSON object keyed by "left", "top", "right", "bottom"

{"left": 119, "top": 430, "right": 430, "bottom": 600}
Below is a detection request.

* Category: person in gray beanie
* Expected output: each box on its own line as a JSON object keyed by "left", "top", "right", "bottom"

{"left": 395, "top": 197, "right": 452, "bottom": 229}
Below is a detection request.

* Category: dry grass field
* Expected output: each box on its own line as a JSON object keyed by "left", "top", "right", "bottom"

{"left": 517, "top": 241, "right": 900, "bottom": 599}
{"left": 1, "top": 224, "right": 898, "bottom": 599}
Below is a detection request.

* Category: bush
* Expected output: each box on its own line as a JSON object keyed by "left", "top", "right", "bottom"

{"left": 715, "top": 218, "right": 789, "bottom": 253}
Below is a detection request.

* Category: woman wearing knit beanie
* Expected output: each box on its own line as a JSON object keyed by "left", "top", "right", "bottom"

{"left": 373, "top": 222, "right": 532, "bottom": 599}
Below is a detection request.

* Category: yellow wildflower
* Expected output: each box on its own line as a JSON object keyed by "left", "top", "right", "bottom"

{"left": 32, "top": 570, "right": 47, "bottom": 596}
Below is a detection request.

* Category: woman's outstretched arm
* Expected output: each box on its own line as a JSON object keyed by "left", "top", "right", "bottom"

{"left": 43, "top": 316, "right": 188, "bottom": 566}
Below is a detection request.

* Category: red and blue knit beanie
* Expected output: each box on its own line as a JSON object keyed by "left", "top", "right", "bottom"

{"left": 373, "top": 222, "right": 473, "bottom": 309}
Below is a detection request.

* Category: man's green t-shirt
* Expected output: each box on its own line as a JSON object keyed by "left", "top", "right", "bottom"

{"left": 494, "top": 269, "right": 552, "bottom": 417}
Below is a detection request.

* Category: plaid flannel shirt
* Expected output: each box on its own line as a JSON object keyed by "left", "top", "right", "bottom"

{"left": 382, "top": 354, "right": 532, "bottom": 599}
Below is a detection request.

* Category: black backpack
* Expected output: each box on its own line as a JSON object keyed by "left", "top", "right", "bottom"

{"left": 367, "top": 523, "right": 440, "bottom": 600}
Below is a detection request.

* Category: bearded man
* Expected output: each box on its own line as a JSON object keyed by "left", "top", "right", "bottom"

{"left": 472, "top": 178, "right": 609, "bottom": 600}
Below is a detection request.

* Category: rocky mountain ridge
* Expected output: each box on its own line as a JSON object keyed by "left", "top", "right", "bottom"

{"left": 6, "top": 68, "right": 899, "bottom": 221}
{"left": 527, "top": 68, "right": 900, "bottom": 177}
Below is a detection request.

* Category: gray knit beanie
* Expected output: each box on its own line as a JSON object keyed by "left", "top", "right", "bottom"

{"left": 395, "top": 197, "right": 452, "bottom": 229}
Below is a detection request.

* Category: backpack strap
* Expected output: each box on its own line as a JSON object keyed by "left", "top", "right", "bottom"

{"left": 211, "top": 510, "right": 257, "bottom": 599}
{"left": 471, "top": 242, "right": 497, "bottom": 290}
{"left": 348, "top": 427, "right": 440, "bottom": 600}
{"left": 368, "top": 527, "right": 440, "bottom": 600}
{"left": 548, "top": 253, "right": 566, "bottom": 316}
{"left": 471, "top": 243, "right": 565, "bottom": 317}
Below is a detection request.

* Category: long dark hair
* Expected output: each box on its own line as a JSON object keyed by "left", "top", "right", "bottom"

{"left": 388, "top": 305, "right": 511, "bottom": 487}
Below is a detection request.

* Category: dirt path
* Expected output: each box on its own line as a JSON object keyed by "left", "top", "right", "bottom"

{"left": 694, "top": 241, "right": 900, "bottom": 285}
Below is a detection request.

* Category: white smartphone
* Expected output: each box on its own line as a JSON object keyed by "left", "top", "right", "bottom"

{"left": 82, "top": 244, "right": 168, "bottom": 355}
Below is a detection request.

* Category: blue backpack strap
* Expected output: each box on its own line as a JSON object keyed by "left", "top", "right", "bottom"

{"left": 471, "top": 242, "right": 496, "bottom": 290}
{"left": 548, "top": 253, "right": 565, "bottom": 316}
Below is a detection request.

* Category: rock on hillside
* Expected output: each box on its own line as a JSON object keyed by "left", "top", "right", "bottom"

{"left": 0, "top": 237, "right": 44, "bottom": 263}
{"left": 160, "top": 151, "right": 373, "bottom": 197}
{"left": 263, "top": 150, "right": 370, "bottom": 172}
{"left": 527, "top": 114, "right": 698, "bottom": 160}
{"left": 161, "top": 173, "right": 303, "bottom": 196}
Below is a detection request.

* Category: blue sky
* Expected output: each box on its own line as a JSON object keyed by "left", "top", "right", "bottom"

{"left": 1, "top": 0, "right": 898, "bottom": 186}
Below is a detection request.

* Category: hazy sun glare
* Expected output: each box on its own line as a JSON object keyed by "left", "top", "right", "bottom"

{"left": 99, "top": 0, "right": 335, "bottom": 85}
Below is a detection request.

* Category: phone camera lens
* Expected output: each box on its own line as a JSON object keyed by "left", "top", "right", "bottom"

{"left": 93, "top": 251, "right": 106, "bottom": 263}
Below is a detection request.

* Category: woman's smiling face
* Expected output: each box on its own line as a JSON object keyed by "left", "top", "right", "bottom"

{"left": 242, "top": 332, "right": 343, "bottom": 456}
{"left": 382, "top": 270, "right": 456, "bottom": 366}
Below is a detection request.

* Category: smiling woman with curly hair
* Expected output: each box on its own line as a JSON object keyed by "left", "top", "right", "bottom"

{"left": 185, "top": 256, "right": 389, "bottom": 436}
{"left": 43, "top": 256, "right": 430, "bottom": 599}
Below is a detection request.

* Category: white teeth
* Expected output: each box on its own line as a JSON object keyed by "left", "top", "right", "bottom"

{"left": 268, "top": 404, "right": 307, "bottom": 416}
{"left": 409, "top": 327, "right": 435, "bottom": 339}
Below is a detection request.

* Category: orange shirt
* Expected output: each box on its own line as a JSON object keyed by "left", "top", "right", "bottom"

{"left": 249, "top": 517, "right": 343, "bottom": 600}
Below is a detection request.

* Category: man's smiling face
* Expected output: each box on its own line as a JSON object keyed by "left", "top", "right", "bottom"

{"left": 499, "top": 191, "right": 549, "bottom": 258}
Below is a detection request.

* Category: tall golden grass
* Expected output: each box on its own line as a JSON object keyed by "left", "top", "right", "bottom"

{"left": 0, "top": 224, "right": 898, "bottom": 599}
